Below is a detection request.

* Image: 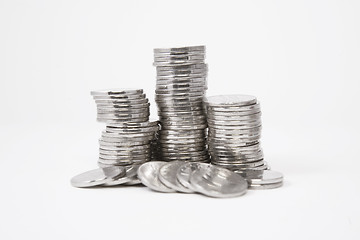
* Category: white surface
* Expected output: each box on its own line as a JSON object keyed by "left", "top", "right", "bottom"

{"left": 1, "top": 0, "right": 359, "bottom": 239}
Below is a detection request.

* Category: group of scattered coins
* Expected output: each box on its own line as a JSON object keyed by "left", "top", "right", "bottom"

{"left": 71, "top": 45, "right": 284, "bottom": 198}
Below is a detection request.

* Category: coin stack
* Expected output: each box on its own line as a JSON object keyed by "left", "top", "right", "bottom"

{"left": 153, "top": 46, "right": 209, "bottom": 162}
{"left": 91, "top": 89, "right": 159, "bottom": 168}
{"left": 204, "top": 94, "right": 268, "bottom": 171}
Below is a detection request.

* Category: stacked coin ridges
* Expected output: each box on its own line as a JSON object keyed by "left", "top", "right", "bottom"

{"left": 153, "top": 46, "right": 209, "bottom": 162}
{"left": 91, "top": 88, "right": 150, "bottom": 123}
{"left": 91, "top": 89, "right": 158, "bottom": 167}
{"left": 204, "top": 94, "right": 268, "bottom": 171}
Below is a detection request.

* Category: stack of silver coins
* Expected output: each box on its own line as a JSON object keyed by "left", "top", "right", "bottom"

{"left": 153, "top": 46, "right": 209, "bottom": 162}
{"left": 91, "top": 89, "right": 159, "bottom": 167}
{"left": 204, "top": 94, "right": 268, "bottom": 171}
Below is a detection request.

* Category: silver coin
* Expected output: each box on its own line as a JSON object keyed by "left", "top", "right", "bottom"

{"left": 97, "top": 118, "right": 150, "bottom": 123}
{"left": 241, "top": 164, "right": 269, "bottom": 171}
{"left": 163, "top": 154, "right": 209, "bottom": 161}
{"left": 100, "top": 136, "right": 153, "bottom": 144}
{"left": 176, "top": 162, "right": 208, "bottom": 190}
{"left": 95, "top": 98, "right": 149, "bottom": 105}
{"left": 99, "top": 153, "right": 150, "bottom": 161}
{"left": 159, "top": 133, "right": 205, "bottom": 140}
{"left": 70, "top": 167, "right": 126, "bottom": 188}
{"left": 99, "top": 139, "right": 150, "bottom": 146}
{"left": 159, "top": 138, "right": 205, "bottom": 144}
{"left": 156, "top": 77, "right": 206, "bottom": 84}
{"left": 99, "top": 149, "right": 150, "bottom": 156}
{"left": 123, "top": 178, "right": 142, "bottom": 185}
{"left": 189, "top": 163, "right": 248, "bottom": 198}
{"left": 158, "top": 161, "right": 193, "bottom": 193}
{"left": 137, "top": 161, "right": 176, "bottom": 193}
{"left": 248, "top": 181, "right": 283, "bottom": 190}
{"left": 156, "top": 82, "right": 204, "bottom": 88}
{"left": 206, "top": 102, "right": 261, "bottom": 112}
{"left": 160, "top": 115, "right": 206, "bottom": 122}
{"left": 105, "top": 126, "right": 158, "bottom": 134}
{"left": 94, "top": 99, "right": 148, "bottom": 106}
{"left": 209, "top": 126, "right": 262, "bottom": 135}
{"left": 237, "top": 170, "right": 283, "bottom": 185}
{"left": 156, "top": 63, "right": 207, "bottom": 72}
{"left": 91, "top": 88, "right": 143, "bottom": 96}
{"left": 103, "top": 165, "right": 140, "bottom": 186}
{"left": 210, "top": 149, "right": 263, "bottom": 158}
{"left": 153, "top": 61, "right": 204, "bottom": 67}
{"left": 93, "top": 93, "right": 146, "bottom": 100}
{"left": 159, "top": 143, "right": 206, "bottom": 151}
{"left": 161, "top": 149, "right": 208, "bottom": 157}
{"left": 96, "top": 102, "right": 150, "bottom": 109}
{"left": 157, "top": 72, "right": 207, "bottom": 79}
{"left": 96, "top": 109, "right": 150, "bottom": 116}
{"left": 97, "top": 108, "right": 149, "bottom": 114}
{"left": 207, "top": 140, "right": 259, "bottom": 148}
{"left": 204, "top": 94, "right": 257, "bottom": 107}
{"left": 99, "top": 144, "right": 151, "bottom": 151}
{"left": 207, "top": 109, "right": 261, "bottom": 117}
{"left": 209, "top": 149, "right": 263, "bottom": 157}
{"left": 213, "top": 160, "right": 264, "bottom": 168}
{"left": 98, "top": 158, "right": 148, "bottom": 166}
{"left": 207, "top": 113, "right": 261, "bottom": 121}
{"left": 161, "top": 124, "right": 207, "bottom": 130}
{"left": 154, "top": 45, "right": 205, "bottom": 53}
{"left": 155, "top": 89, "right": 205, "bottom": 95}
{"left": 158, "top": 105, "right": 204, "bottom": 112}
{"left": 209, "top": 142, "right": 261, "bottom": 151}
{"left": 107, "top": 120, "right": 159, "bottom": 128}
{"left": 102, "top": 131, "right": 155, "bottom": 138}
{"left": 154, "top": 46, "right": 205, "bottom": 53}
{"left": 155, "top": 54, "right": 205, "bottom": 61}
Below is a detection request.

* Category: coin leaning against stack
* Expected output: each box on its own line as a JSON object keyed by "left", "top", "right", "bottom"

{"left": 154, "top": 45, "right": 209, "bottom": 162}
{"left": 204, "top": 94, "right": 268, "bottom": 171}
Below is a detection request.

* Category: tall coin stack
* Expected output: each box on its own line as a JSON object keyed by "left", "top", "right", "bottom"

{"left": 204, "top": 95, "right": 268, "bottom": 171}
{"left": 91, "top": 89, "right": 159, "bottom": 168}
{"left": 153, "top": 46, "right": 209, "bottom": 162}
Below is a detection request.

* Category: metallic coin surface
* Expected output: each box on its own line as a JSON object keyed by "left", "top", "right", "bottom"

{"left": 248, "top": 181, "right": 283, "bottom": 190}
{"left": 137, "top": 161, "right": 176, "bottom": 193}
{"left": 204, "top": 94, "right": 257, "bottom": 107}
{"left": 71, "top": 167, "right": 126, "bottom": 188}
{"left": 176, "top": 162, "right": 208, "bottom": 190}
{"left": 158, "top": 161, "right": 194, "bottom": 193}
{"left": 103, "top": 165, "right": 140, "bottom": 186}
{"left": 189, "top": 163, "right": 248, "bottom": 198}
{"left": 91, "top": 88, "right": 143, "bottom": 96}
{"left": 237, "top": 170, "right": 283, "bottom": 185}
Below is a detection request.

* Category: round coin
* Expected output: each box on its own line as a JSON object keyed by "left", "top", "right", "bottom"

{"left": 70, "top": 167, "right": 126, "bottom": 188}
{"left": 158, "top": 161, "right": 194, "bottom": 193}
{"left": 189, "top": 163, "right": 248, "bottom": 198}
{"left": 137, "top": 161, "right": 176, "bottom": 193}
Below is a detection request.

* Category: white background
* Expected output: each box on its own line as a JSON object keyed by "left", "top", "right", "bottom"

{"left": 1, "top": 0, "right": 359, "bottom": 239}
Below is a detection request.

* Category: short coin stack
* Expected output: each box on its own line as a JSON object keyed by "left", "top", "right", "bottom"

{"left": 204, "top": 94, "right": 268, "bottom": 171}
{"left": 91, "top": 89, "right": 159, "bottom": 169}
{"left": 153, "top": 46, "right": 209, "bottom": 162}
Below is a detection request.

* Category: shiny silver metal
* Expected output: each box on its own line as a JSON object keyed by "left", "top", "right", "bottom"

{"left": 71, "top": 167, "right": 126, "bottom": 188}
{"left": 137, "top": 161, "right": 176, "bottom": 193}
{"left": 189, "top": 163, "right": 248, "bottom": 198}
{"left": 158, "top": 161, "right": 194, "bottom": 193}
{"left": 103, "top": 165, "right": 140, "bottom": 186}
